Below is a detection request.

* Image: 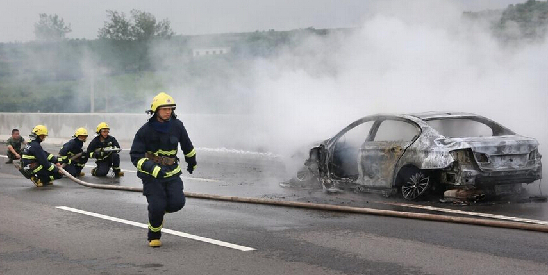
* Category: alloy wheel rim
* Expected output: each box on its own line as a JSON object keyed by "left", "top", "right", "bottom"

{"left": 402, "top": 172, "right": 429, "bottom": 200}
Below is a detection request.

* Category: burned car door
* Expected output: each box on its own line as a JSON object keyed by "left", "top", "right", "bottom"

{"left": 358, "top": 119, "right": 420, "bottom": 188}
{"left": 327, "top": 119, "right": 375, "bottom": 181}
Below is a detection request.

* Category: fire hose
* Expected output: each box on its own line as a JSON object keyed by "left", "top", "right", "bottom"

{"left": 57, "top": 167, "right": 548, "bottom": 233}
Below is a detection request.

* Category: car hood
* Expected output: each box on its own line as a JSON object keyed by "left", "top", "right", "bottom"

{"left": 448, "top": 135, "right": 538, "bottom": 155}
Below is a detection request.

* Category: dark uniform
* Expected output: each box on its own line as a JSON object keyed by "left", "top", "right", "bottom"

{"left": 130, "top": 116, "right": 196, "bottom": 242}
{"left": 21, "top": 139, "right": 63, "bottom": 185}
{"left": 87, "top": 135, "right": 121, "bottom": 176}
{"left": 59, "top": 137, "right": 87, "bottom": 177}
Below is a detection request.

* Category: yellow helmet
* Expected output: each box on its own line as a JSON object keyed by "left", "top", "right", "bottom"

{"left": 96, "top": 122, "right": 110, "bottom": 134}
{"left": 150, "top": 92, "right": 176, "bottom": 112}
{"left": 74, "top": 127, "right": 88, "bottom": 137}
{"left": 32, "top": 125, "right": 48, "bottom": 136}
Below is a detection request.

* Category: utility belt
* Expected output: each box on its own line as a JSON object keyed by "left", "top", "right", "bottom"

{"left": 146, "top": 153, "right": 177, "bottom": 166}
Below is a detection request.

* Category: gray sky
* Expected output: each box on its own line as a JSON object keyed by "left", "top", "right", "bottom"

{"left": 0, "top": 0, "right": 525, "bottom": 42}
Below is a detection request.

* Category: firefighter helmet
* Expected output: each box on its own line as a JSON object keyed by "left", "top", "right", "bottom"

{"left": 32, "top": 125, "right": 48, "bottom": 136}
{"left": 96, "top": 122, "right": 110, "bottom": 134}
{"left": 150, "top": 92, "right": 176, "bottom": 113}
{"left": 74, "top": 127, "right": 88, "bottom": 137}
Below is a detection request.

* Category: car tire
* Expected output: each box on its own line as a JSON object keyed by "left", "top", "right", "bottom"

{"left": 296, "top": 167, "right": 314, "bottom": 182}
{"left": 287, "top": 166, "right": 319, "bottom": 188}
{"left": 399, "top": 167, "right": 431, "bottom": 200}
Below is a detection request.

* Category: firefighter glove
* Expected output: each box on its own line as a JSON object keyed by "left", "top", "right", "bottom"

{"left": 80, "top": 154, "right": 88, "bottom": 163}
{"left": 92, "top": 150, "right": 105, "bottom": 158}
{"left": 185, "top": 155, "right": 197, "bottom": 174}
{"left": 154, "top": 165, "right": 167, "bottom": 178}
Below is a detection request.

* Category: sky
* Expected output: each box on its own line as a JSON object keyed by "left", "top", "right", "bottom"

{"left": 0, "top": 0, "right": 526, "bottom": 42}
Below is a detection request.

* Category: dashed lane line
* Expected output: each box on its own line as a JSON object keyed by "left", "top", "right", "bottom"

{"left": 56, "top": 206, "right": 256, "bottom": 251}
{"left": 379, "top": 202, "right": 548, "bottom": 225}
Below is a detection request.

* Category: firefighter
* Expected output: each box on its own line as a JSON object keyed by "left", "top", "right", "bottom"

{"left": 20, "top": 125, "right": 64, "bottom": 187}
{"left": 87, "top": 122, "right": 124, "bottom": 177}
{"left": 6, "top": 128, "right": 25, "bottom": 163}
{"left": 130, "top": 92, "right": 197, "bottom": 247}
{"left": 59, "top": 128, "right": 89, "bottom": 177}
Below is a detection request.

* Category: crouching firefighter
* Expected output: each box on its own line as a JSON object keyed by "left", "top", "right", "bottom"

{"left": 59, "top": 128, "right": 89, "bottom": 177}
{"left": 130, "top": 92, "right": 197, "bottom": 247}
{"left": 19, "top": 125, "right": 64, "bottom": 187}
{"left": 87, "top": 122, "right": 124, "bottom": 177}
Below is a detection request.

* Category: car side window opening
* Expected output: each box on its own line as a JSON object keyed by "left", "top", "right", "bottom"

{"left": 332, "top": 121, "right": 374, "bottom": 179}
{"left": 373, "top": 120, "right": 419, "bottom": 142}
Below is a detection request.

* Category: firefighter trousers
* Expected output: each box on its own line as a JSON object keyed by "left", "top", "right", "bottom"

{"left": 143, "top": 176, "right": 185, "bottom": 241}
{"left": 93, "top": 153, "right": 121, "bottom": 176}
{"left": 64, "top": 163, "right": 84, "bottom": 177}
{"left": 35, "top": 168, "right": 63, "bottom": 184}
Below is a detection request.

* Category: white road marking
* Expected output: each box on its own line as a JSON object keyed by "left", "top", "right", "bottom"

{"left": 380, "top": 202, "right": 548, "bottom": 225}
{"left": 0, "top": 154, "right": 6, "bottom": 158}
{"left": 56, "top": 206, "right": 255, "bottom": 251}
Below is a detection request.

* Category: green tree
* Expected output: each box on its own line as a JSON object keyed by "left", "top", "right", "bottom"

{"left": 34, "top": 13, "right": 72, "bottom": 41}
{"left": 499, "top": 0, "right": 548, "bottom": 39}
{"left": 97, "top": 10, "right": 132, "bottom": 40}
{"left": 98, "top": 9, "right": 174, "bottom": 41}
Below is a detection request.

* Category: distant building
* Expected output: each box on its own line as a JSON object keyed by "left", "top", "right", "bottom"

{"left": 192, "top": 47, "right": 231, "bottom": 57}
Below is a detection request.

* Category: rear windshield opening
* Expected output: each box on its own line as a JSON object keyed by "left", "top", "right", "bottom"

{"left": 425, "top": 118, "right": 511, "bottom": 138}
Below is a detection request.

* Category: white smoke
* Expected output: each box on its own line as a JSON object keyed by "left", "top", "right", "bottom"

{"left": 252, "top": 9, "right": 546, "bottom": 147}
{"left": 154, "top": 1, "right": 547, "bottom": 192}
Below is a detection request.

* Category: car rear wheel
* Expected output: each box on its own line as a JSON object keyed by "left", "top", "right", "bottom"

{"left": 400, "top": 168, "right": 430, "bottom": 200}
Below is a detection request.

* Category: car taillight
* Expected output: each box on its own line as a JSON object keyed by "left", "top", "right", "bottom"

{"left": 450, "top": 149, "right": 473, "bottom": 164}
{"left": 529, "top": 149, "right": 541, "bottom": 160}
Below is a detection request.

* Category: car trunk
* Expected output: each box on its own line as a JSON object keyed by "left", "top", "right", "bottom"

{"left": 450, "top": 135, "right": 538, "bottom": 172}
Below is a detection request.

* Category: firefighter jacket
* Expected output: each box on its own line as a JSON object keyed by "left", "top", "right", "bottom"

{"left": 130, "top": 117, "right": 195, "bottom": 182}
{"left": 59, "top": 138, "right": 86, "bottom": 168}
{"left": 87, "top": 135, "right": 121, "bottom": 161}
{"left": 21, "top": 138, "right": 60, "bottom": 174}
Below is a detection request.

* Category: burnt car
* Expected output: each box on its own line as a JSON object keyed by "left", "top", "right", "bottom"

{"left": 293, "top": 112, "right": 542, "bottom": 200}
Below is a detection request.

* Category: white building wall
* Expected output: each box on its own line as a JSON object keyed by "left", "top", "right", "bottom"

{"left": 193, "top": 47, "right": 231, "bottom": 57}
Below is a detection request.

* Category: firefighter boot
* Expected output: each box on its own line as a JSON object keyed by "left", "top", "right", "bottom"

{"left": 149, "top": 239, "right": 162, "bottom": 247}
{"left": 31, "top": 176, "right": 43, "bottom": 187}
{"left": 79, "top": 172, "right": 85, "bottom": 177}
{"left": 114, "top": 168, "right": 124, "bottom": 177}
{"left": 91, "top": 167, "right": 97, "bottom": 176}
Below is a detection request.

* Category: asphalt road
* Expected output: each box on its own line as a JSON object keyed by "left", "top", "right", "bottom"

{"left": 1, "top": 145, "right": 548, "bottom": 274}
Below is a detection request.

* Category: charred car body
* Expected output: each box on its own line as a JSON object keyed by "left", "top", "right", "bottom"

{"left": 295, "top": 112, "right": 542, "bottom": 200}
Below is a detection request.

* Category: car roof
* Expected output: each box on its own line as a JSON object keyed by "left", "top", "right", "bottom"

{"left": 408, "top": 111, "right": 481, "bottom": 120}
